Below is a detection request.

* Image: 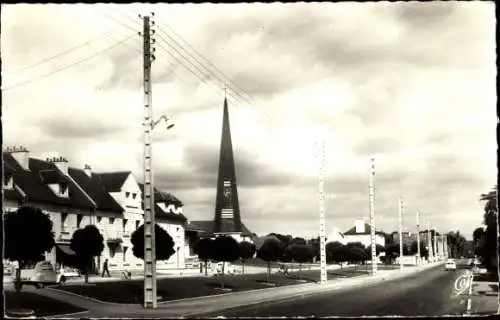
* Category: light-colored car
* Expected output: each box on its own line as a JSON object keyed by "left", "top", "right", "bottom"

{"left": 213, "top": 262, "right": 237, "bottom": 275}
{"left": 445, "top": 259, "right": 457, "bottom": 271}
{"left": 30, "top": 261, "right": 66, "bottom": 286}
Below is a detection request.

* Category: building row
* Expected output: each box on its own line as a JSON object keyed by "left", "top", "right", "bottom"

{"left": 2, "top": 145, "right": 202, "bottom": 271}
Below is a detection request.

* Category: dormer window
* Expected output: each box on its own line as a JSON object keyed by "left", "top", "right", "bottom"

{"left": 126, "top": 192, "right": 130, "bottom": 198}
{"left": 3, "top": 174, "right": 13, "bottom": 189}
{"left": 132, "top": 193, "right": 137, "bottom": 199}
{"left": 59, "top": 182, "right": 69, "bottom": 197}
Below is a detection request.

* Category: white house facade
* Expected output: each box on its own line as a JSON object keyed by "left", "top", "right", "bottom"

{"left": 343, "top": 220, "right": 386, "bottom": 248}
{"left": 2, "top": 146, "right": 190, "bottom": 273}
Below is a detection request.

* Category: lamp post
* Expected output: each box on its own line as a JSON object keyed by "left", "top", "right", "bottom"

{"left": 416, "top": 210, "right": 421, "bottom": 266}
{"left": 398, "top": 197, "right": 404, "bottom": 270}
{"left": 369, "top": 158, "right": 377, "bottom": 276}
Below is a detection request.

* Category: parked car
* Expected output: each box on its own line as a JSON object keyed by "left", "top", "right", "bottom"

{"left": 445, "top": 259, "right": 457, "bottom": 271}
{"left": 213, "top": 262, "right": 237, "bottom": 275}
{"left": 16, "top": 261, "right": 67, "bottom": 290}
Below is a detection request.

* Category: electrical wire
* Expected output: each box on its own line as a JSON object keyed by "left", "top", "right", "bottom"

{"left": 2, "top": 33, "right": 137, "bottom": 91}
{"left": 2, "top": 26, "right": 122, "bottom": 76}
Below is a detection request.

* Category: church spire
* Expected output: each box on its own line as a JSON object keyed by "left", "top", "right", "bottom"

{"left": 213, "top": 93, "right": 242, "bottom": 234}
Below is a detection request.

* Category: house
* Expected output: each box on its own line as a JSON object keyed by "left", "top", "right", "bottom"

{"left": 2, "top": 145, "right": 190, "bottom": 272}
{"left": 343, "top": 219, "right": 386, "bottom": 248}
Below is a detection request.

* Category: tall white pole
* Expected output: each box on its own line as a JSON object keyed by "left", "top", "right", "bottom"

{"left": 318, "top": 141, "right": 327, "bottom": 286}
{"left": 142, "top": 14, "right": 157, "bottom": 309}
{"left": 416, "top": 210, "right": 421, "bottom": 265}
{"left": 369, "top": 158, "right": 377, "bottom": 276}
{"left": 398, "top": 197, "right": 404, "bottom": 270}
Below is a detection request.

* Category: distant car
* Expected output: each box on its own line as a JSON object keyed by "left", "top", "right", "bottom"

{"left": 17, "top": 261, "right": 67, "bottom": 289}
{"left": 213, "top": 262, "right": 237, "bottom": 275}
{"left": 445, "top": 259, "right": 457, "bottom": 271}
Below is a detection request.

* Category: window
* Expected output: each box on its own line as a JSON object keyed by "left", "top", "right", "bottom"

{"left": 123, "top": 219, "right": 128, "bottom": 232}
{"left": 97, "top": 216, "right": 102, "bottom": 223}
{"left": 123, "top": 247, "right": 128, "bottom": 262}
{"left": 132, "top": 193, "right": 137, "bottom": 199}
{"left": 77, "top": 214, "right": 83, "bottom": 228}
{"left": 61, "top": 213, "right": 68, "bottom": 231}
{"left": 60, "top": 183, "right": 68, "bottom": 196}
{"left": 125, "top": 192, "right": 130, "bottom": 198}
{"left": 135, "top": 220, "right": 140, "bottom": 230}
{"left": 109, "top": 217, "right": 115, "bottom": 225}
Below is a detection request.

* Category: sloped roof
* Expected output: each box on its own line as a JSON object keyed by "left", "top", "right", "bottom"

{"left": 3, "top": 187, "right": 25, "bottom": 202}
{"left": 2, "top": 153, "right": 95, "bottom": 210}
{"left": 97, "top": 172, "right": 130, "bottom": 192}
{"left": 68, "top": 168, "right": 124, "bottom": 214}
{"left": 136, "top": 183, "right": 187, "bottom": 222}
{"left": 344, "top": 223, "right": 385, "bottom": 236}
{"left": 189, "top": 220, "right": 253, "bottom": 237}
{"left": 137, "top": 183, "right": 183, "bottom": 207}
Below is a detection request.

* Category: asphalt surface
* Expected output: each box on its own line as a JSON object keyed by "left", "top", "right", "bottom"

{"left": 199, "top": 261, "right": 471, "bottom": 317}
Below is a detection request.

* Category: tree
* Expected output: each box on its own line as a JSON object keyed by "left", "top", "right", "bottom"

{"left": 131, "top": 223, "right": 175, "bottom": 261}
{"left": 4, "top": 206, "right": 55, "bottom": 292}
{"left": 447, "top": 231, "right": 466, "bottom": 258}
{"left": 238, "top": 241, "right": 256, "bottom": 274}
{"left": 472, "top": 227, "right": 485, "bottom": 257}
{"left": 345, "top": 246, "right": 366, "bottom": 272}
{"left": 288, "top": 244, "right": 313, "bottom": 271}
{"left": 479, "top": 186, "right": 498, "bottom": 272}
{"left": 326, "top": 242, "right": 347, "bottom": 270}
{"left": 410, "top": 240, "right": 429, "bottom": 258}
{"left": 211, "top": 236, "right": 240, "bottom": 289}
{"left": 71, "top": 225, "right": 104, "bottom": 284}
{"left": 307, "top": 237, "right": 320, "bottom": 263}
{"left": 193, "top": 238, "right": 215, "bottom": 276}
{"left": 257, "top": 237, "right": 284, "bottom": 282}
{"left": 292, "top": 237, "right": 307, "bottom": 245}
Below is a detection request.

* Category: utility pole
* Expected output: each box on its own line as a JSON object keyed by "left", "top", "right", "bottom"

{"left": 142, "top": 13, "right": 157, "bottom": 309}
{"left": 317, "top": 141, "right": 327, "bottom": 286}
{"left": 433, "top": 228, "right": 438, "bottom": 262}
{"left": 427, "top": 221, "right": 432, "bottom": 263}
{"left": 398, "top": 197, "right": 404, "bottom": 270}
{"left": 416, "top": 210, "right": 421, "bottom": 265}
{"left": 369, "top": 158, "right": 377, "bottom": 276}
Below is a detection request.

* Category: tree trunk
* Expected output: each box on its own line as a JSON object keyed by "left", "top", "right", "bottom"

{"left": 221, "top": 262, "right": 225, "bottom": 289}
{"left": 204, "top": 259, "right": 208, "bottom": 276}
{"left": 267, "top": 261, "right": 270, "bottom": 283}
{"left": 299, "top": 263, "right": 302, "bottom": 272}
{"left": 242, "top": 260, "right": 245, "bottom": 274}
{"left": 84, "top": 260, "right": 89, "bottom": 284}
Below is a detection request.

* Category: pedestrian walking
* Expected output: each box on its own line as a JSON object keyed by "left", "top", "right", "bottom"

{"left": 101, "top": 258, "right": 110, "bottom": 277}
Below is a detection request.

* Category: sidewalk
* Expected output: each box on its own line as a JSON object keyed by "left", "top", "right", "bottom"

{"left": 469, "top": 280, "right": 499, "bottom": 315}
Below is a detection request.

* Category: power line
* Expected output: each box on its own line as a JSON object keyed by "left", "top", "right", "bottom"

{"left": 156, "top": 20, "right": 264, "bottom": 106}
{"left": 2, "top": 26, "right": 122, "bottom": 76}
{"left": 156, "top": 25, "right": 255, "bottom": 107}
{"left": 2, "top": 33, "right": 137, "bottom": 91}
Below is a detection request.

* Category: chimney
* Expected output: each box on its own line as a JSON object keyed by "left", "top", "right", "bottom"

{"left": 84, "top": 164, "right": 92, "bottom": 177}
{"left": 48, "top": 156, "right": 69, "bottom": 176}
{"left": 355, "top": 219, "right": 365, "bottom": 233}
{"left": 7, "top": 145, "right": 30, "bottom": 171}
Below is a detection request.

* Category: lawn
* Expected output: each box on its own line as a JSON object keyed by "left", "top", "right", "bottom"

{"left": 4, "top": 291, "right": 87, "bottom": 317}
{"left": 56, "top": 267, "right": 368, "bottom": 304}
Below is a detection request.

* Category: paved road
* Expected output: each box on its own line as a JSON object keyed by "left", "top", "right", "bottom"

{"left": 199, "top": 262, "right": 471, "bottom": 317}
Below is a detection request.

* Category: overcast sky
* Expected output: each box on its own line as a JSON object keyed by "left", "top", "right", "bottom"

{"left": 2, "top": 2, "right": 496, "bottom": 240}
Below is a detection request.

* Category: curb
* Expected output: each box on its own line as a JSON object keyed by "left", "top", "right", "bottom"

{"left": 45, "top": 310, "right": 90, "bottom": 319}
{"left": 45, "top": 287, "right": 138, "bottom": 307}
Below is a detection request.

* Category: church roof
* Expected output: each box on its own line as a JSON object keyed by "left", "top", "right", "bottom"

{"left": 188, "top": 220, "right": 253, "bottom": 237}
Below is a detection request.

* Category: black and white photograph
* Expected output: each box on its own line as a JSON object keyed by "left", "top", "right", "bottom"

{"left": 1, "top": 1, "right": 498, "bottom": 318}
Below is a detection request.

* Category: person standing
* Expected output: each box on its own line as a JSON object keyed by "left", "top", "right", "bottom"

{"left": 101, "top": 258, "right": 110, "bottom": 277}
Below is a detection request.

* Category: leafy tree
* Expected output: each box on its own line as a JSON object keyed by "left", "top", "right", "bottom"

{"left": 410, "top": 240, "right": 429, "bottom": 259}
{"left": 288, "top": 244, "right": 313, "bottom": 271}
{"left": 472, "top": 227, "right": 485, "bottom": 257}
{"left": 292, "top": 237, "right": 307, "bottom": 245}
{"left": 345, "top": 246, "right": 366, "bottom": 272}
{"left": 71, "top": 225, "right": 104, "bottom": 283}
{"left": 479, "top": 186, "right": 498, "bottom": 272}
{"left": 257, "top": 237, "right": 284, "bottom": 282}
{"left": 211, "top": 236, "right": 240, "bottom": 289}
{"left": 307, "top": 237, "right": 320, "bottom": 263}
{"left": 446, "top": 231, "right": 466, "bottom": 258}
{"left": 4, "top": 206, "right": 55, "bottom": 292}
{"left": 326, "top": 242, "right": 347, "bottom": 270}
{"left": 131, "top": 223, "right": 175, "bottom": 261}
{"left": 194, "top": 238, "right": 215, "bottom": 276}
{"left": 238, "top": 241, "right": 256, "bottom": 274}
